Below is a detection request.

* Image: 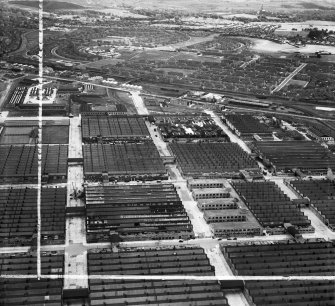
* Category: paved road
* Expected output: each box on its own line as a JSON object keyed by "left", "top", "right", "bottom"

{"left": 205, "top": 109, "right": 266, "bottom": 171}
{"left": 240, "top": 54, "right": 260, "bottom": 69}
{"left": 131, "top": 91, "right": 149, "bottom": 115}
{"left": 64, "top": 114, "right": 87, "bottom": 289}
{"left": 206, "top": 110, "right": 252, "bottom": 154}
{"left": 50, "top": 46, "right": 90, "bottom": 64}
{"left": 146, "top": 122, "right": 171, "bottom": 157}
{"left": 271, "top": 63, "right": 307, "bottom": 93}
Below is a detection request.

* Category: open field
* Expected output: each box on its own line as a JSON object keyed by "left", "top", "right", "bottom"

{"left": 248, "top": 37, "right": 335, "bottom": 54}
{"left": 43, "top": 125, "right": 69, "bottom": 144}
{"left": 83, "top": 0, "right": 335, "bottom": 12}
{"left": 81, "top": 58, "right": 125, "bottom": 70}
{"left": 176, "top": 52, "right": 222, "bottom": 62}
{"left": 0, "top": 134, "right": 31, "bottom": 144}
{"left": 118, "top": 49, "right": 223, "bottom": 63}
{"left": 155, "top": 34, "right": 217, "bottom": 51}
{"left": 130, "top": 50, "right": 177, "bottom": 61}
{"left": 0, "top": 124, "right": 69, "bottom": 144}
{"left": 257, "top": 20, "right": 335, "bottom": 32}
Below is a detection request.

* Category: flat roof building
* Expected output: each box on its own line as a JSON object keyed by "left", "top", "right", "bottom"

{"left": 211, "top": 222, "right": 262, "bottom": 237}
{"left": 197, "top": 198, "right": 239, "bottom": 210}
{"left": 192, "top": 188, "right": 230, "bottom": 200}
{"left": 187, "top": 179, "right": 228, "bottom": 190}
{"left": 204, "top": 210, "right": 247, "bottom": 223}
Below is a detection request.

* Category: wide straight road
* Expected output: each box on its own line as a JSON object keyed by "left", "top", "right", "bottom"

{"left": 204, "top": 110, "right": 251, "bottom": 153}
{"left": 271, "top": 63, "right": 307, "bottom": 93}
{"left": 131, "top": 91, "right": 149, "bottom": 115}
{"left": 64, "top": 114, "right": 88, "bottom": 290}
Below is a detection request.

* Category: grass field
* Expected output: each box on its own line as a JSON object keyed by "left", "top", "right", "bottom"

{"left": 82, "top": 58, "right": 125, "bottom": 69}
{"left": 172, "top": 52, "right": 222, "bottom": 63}
{"left": 0, "top": 125, "right": 69, "bottom": 144}
{"left": 43, "top": 125, "right": 69, "bottom": 144}
{"left": 130, "top": 50, "right": 176, "bottom": 62}
{"left": 0, "top": 135, "right": 31, "bottom": 144}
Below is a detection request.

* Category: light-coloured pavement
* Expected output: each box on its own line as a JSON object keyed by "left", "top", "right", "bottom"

{"left": 226, "top": 292, "right": 251, "bottom": 306}
{"left": 271, "top": 63, "right": 307, "bottom": 93}
{"left": 0, "top": 235, "right": 293, "bottom": 255}
{"left": 270, "top": 177, "right": 335, "bottom": 240}
{"left": 281, "top": 120, "right": 311, "bottom": 140}
{"left": 171, "top": 173, "right": 212, "bottom": 238}
{"left": 66, "top": 217, "right": 86, "bottom": 245}
{"left": 240, "top": 54, "right": 260, "bottom": 69}
{"left": 0, "top": 111, "right": 9, "bottom": 123}
{"left": 205, "top": 110, "right": 252, "bottom": 154}
{"left": 64, "top": 114, "right": 88, "bottom": 289}
{"left": 301, "top": 208, "right": 335, "bottom": 241}
{"left": 204, "top": 245, "right": 233, "bottom": 276}
{"left": 131, "top": 91, "right": 149, "bottom": 115}
{"left": 271, "top": 178, "right": 300, "bottom": 200}
{"left": 64, "top": 249, "right": 88, "bottom": 290}
{"left": 68, "top": 116, "right": 83, "bottom": 158}
{"left": 146, "top": 121, "right": 171, "bottom": 157}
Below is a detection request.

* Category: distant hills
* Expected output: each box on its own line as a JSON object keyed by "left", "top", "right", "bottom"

{"left": 61, "top": 0, "right": 335, "bottom": 11}
{"left": 10, "top": 0, "right": 85, "bottom": 11}
{"left": 9, "top": 0, "right": 335, "bottom": 13}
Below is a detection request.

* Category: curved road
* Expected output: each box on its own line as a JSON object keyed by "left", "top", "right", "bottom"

{"left": 50, "top": 46, "right": 90, "bottom": 63}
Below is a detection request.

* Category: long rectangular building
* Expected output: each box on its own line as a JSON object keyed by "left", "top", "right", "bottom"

{"left": 81, "top": 115, "right": 150, "bottom": 141}
{"left": 221, "top": 241, "right": 335, "bottom": 306}
{"left": 83, "top": 142, "right": 167, "bottom": 182}
{"left": 187, "top": 178, "right": 228, "bottom": 190}
{"left": 254, "top": 141, "right": 335, "bottom": 174}
{"left": 0, "top": 145, "right": 68, "bottom": 184}
{"left": 170, "top": 142, "right": 258, "bottom": 178}
{"left": 0, "top": 252, "right": 64, "bottom": 305}
{"left": 85, "top": 184, "right": 194, "bottom": 242}
{"left": 0, "top": 187, "right": 66, "bottom": 247}
{"left": 88, "top": 247, "right": 230, "bottom": 306}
